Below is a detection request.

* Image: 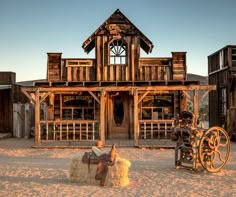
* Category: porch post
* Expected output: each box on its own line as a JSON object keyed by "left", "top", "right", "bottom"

{"left": 193, "top": 90, "right": 199, "bottom": 128}
{"left": 180, "top": 92, "right": 187, "bottom": 111}
{"left": 100, "top": 90, "right": 106, "bottom": 146}
{"left": 35, "top": 88, "right": 41, "bottom": 145}
{"left": 133, "top": 88, "right": 139, "bottom": 146}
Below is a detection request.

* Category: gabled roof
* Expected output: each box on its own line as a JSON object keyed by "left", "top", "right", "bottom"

{"left": 82, "top": 9, "right": 154, "bottom": 54}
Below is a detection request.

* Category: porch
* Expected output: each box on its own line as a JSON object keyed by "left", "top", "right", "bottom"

{"left": 22, "top": 83, "right": 216, "bottom": 147}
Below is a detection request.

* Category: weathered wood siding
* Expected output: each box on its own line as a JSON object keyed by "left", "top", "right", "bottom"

{"left": 138, "top": 58, "right": 172, "bottom": 81}
{"left": 172, "top": 52, "right": 187, "bottom": 80}
{"left": 0, "top": 72, "right": 15, "bottom": 84}
{"left": 47, "top": 53, "right": 62, "bottom": 81}
{"left": 208, "top": 45, "right": 236, "bottom": 129}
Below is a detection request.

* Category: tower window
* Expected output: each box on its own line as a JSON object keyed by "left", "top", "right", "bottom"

{"left": 109, "top": 39, "right": 126, "bottom": 65}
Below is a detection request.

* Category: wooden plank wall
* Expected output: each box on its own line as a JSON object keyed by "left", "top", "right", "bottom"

{"left": 0, "top": 72, "right": 16, "bottom": 84}
{"left": 47, "top": 53, "right": 62, "bottom": 81}
{"left": 172, "top": 52, "right": 186, "bottom": 80}
{"left": 138, "top": 58, "right": 172, "bottom": 81}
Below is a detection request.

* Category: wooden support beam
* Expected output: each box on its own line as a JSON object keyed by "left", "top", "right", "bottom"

{"left": 133, "top": 88, "right": 139, "bottom": 146}
{"left": 138, "top": 90, "right": 150, "bottom": 104}
{"left": 182, "top": 90, "right": 191, "bottom": 100}
{"left": 88, "top": 91, "right": 100, "bottom": 104}
{"left": 131, "top": 44, "right": 135, "bottom": 81}
{"left": 35, "top": 88, "right": 41, "bottom": 145}
{"left": 193, "top": 90, "right": 199, "bottom": 128}
{"left": 180, "top": 91, "right": 188, "bottom": 112}
{"left": 100, "top": 90, "right": 106, "bottom": 146}
{"left": 199, "top": 90, "right": 210, "bottom": 103}
{"left": 21, "top": 88, "right": 36, "bottom": 103}
{"left": 39, "top": 91, "right": 52, "bottom": 104}
{"left": 22, "top": 84, "right": 216, "bottom": 93}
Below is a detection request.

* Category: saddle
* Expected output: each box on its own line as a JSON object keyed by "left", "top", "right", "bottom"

{"left": 82, "top": 144, "right": 117, "bottom": 186}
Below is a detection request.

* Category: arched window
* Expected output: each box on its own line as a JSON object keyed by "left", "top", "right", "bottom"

{"left": 109, "top": 39, "right": 127, "bottom": 65}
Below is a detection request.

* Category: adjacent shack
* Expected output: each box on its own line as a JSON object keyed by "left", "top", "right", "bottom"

{"left": 208, "top": 45, "right": 236, "bottom": 139}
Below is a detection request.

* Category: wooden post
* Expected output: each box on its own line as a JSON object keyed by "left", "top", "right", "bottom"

{"left": 180, "top": 92, "right": 187, "bottom": 111}
{"left": 131, "top": 44, "right": 135, "bottom": 81}
{"left": 193, "top": 90, "right": 199, "bottom": 128}
{"left": 35, "top": 88, "right": 41, "bottom": 145}
{"left": 133, "top": 88, "right": 139, "bottom": 146}
{"left": 100, "top": 90, "right": 106, "bottom": 146}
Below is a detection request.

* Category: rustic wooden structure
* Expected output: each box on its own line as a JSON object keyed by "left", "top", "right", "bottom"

{"left": 0, "top": 72, "right": 28, "bottom": 135}
{"left": 21, "top": 9, "right": 216, "bottom": 146}
{"left": 173, "top": 111, "right": 230, "bottom": 172}
{"left": 208, "top": 45, "right": 236, "bottom": 140}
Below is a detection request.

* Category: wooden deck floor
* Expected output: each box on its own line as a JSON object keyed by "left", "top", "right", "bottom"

{"left": 34, "top": 139, "right": 176, "bottom": 148}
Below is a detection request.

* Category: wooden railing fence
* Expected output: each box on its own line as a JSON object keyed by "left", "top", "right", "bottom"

{"left": 139, "top": 120, "right": 174, "bottom": 139}
{"left": 39, "top": 120, "right": 99, "bottom": 141}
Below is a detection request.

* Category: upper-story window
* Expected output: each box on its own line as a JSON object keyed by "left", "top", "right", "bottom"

{"left": 219, "top": 50, "right": 224, "bottom": 69}
{"left": 109, "top": 39, "right": 127, "bottom": 65}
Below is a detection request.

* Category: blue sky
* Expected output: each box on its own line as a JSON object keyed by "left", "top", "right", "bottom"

{"left": 0, "top": 0, "right": 236, "bottom": 82}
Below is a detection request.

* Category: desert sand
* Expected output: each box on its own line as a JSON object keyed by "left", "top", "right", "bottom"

{"left": 0, "top": 138, "right": 235, "bottom": 197}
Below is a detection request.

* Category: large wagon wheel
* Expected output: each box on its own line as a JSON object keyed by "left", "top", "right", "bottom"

{"left": 199, "top": 126, "right": 231, "bottom": 172}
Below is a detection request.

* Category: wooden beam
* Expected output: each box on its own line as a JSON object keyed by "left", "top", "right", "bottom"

{"left": 199, "top": 90, "right": 210, "bottom": 103}
{"left": 88, "top": 91, "right": 100, "bottom": 104}
{"left": 39, "top": 91, "right": 51, "bottom": 104}
{"left": 133, "top": 88, "right": 139, "bottom": 146}
{"left": 21, "top": 88, "right": 36, "bottom": 103}
{"left": 35, "top": 88, "right": 41, "bottom": 145}
{"left": 138, "top": 90, "right": 150, "bottom": 104}
{"left": 193, "top": 90, "right": 199, "bottom": 128}
{"left": 21, "top": 84, "right": 216, "bottom": 93}
{"left": 131, "top": 44, "right": 135, "bottom": 81}
{"left": 100, "top": 90, "right": 106, "bottom": 146}
{"left": 182, "top": 90, "right": 191, "bottom": 100}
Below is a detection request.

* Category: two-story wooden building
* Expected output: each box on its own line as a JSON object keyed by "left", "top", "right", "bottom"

{"left": 208, "top": 45, "right": 236, "bottom": 140}
{"left": 22, "top": 9, "right": 215, "bottom": 147}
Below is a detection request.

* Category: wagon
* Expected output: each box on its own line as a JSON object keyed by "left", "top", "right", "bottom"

{"left": 172, "top": 111, "right": 231, "bottom": 172}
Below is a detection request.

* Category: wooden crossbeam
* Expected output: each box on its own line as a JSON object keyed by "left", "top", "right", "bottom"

{"left": 138, "top": 90, "right": 150, "bottom": 104}
{"left": 39, "top": 91, "right": 51, "bottom": 104}
{"left": 21, "top": 84, "right": 216, "bottom": 92}
{"left": 21, "top": 88, "right": 36, "bottom": 103}
{"left": 88, "top": 91, "right": 100, "bottom": 104}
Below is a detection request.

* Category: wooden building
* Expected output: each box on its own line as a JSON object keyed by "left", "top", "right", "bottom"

{"left": 208, "top": 45, "right": 236, "bottom": 139}
{"left": 22, "top": 9, "right": 215, "bottom": 146}
{"left": 0, "top": 72, "right": 28, "bottom": 135}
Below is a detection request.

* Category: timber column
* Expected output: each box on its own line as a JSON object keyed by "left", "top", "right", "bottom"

{"left": 100, "top": 90, "right": 106, "bottom": 146}
{"left": 193, "top": 90, "right": 199, "bottom": 128}
{"left": 133, "top": 88, "right": 139, "bottom": 146}
{"left": 35, "top": 88, "right": 41, "bottom": 145}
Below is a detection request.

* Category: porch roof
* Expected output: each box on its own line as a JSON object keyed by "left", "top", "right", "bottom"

{"left": 22, "top": 81, "right": 216, "bottom": 93}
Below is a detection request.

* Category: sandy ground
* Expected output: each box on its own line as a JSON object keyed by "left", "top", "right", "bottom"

{"left": 0, "top": 138, "right": 235, "bottom": 197}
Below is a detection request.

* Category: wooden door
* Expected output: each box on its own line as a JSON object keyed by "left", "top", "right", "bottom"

{"left": 107, "top": 92, "right": 130, "bottom": 139}
{"left": 0, "top": 90, "right": 11, "bottom": 133}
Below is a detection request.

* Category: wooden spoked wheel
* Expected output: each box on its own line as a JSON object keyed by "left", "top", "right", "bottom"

{"left": 199, "top": 126, "right": 231, "bottom": 172}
